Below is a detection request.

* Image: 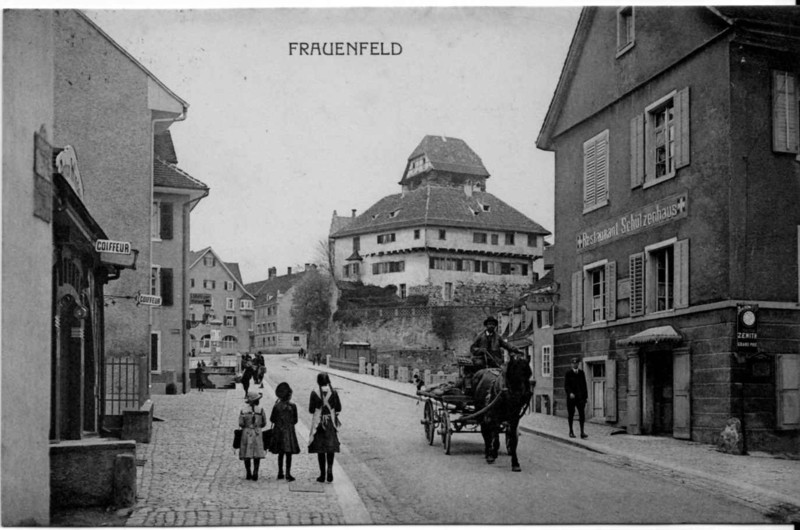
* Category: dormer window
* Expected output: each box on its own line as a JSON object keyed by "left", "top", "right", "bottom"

{"left": 389, "top": 209, "right": 400, "bottom": 218}
{"left": 478, "top": 202, "right": 491, "bottom": 212}
{"left": 407, "top": 155, "right": 430, "bottom": 177}
{"left": 616, "top": 7, "right": 634, "bottom": 56}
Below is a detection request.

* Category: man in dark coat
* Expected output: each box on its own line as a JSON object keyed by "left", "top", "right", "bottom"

{"left": 469, "top": 316, "right": 522, "bottom": 369}
{"left": 564, "top": 357, "right": 589, "bottom": 439}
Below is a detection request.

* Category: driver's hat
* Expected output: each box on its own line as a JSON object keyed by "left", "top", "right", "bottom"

{"left": 483, "top": 316, "right": 499, "bottom": 326}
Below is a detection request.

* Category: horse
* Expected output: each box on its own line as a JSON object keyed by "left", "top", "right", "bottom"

{"left": 472, "top": 355, "right": 533, "bottom": 472}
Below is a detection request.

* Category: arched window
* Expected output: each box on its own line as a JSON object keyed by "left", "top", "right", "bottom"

{"left": 222, "top": 335, "right": 238, "bottom": 350}
{"left": 200, "top": 334, "right": 211, "bottom": 351}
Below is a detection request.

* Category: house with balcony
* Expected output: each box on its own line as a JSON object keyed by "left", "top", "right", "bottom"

{"left": 246, "top": 266, "right": 310, "bottom": 355}
{"left": 329, "top": 135, "right": 551, "bottom": 305}
{"left": 150, "top": 130, "right": 209, "bottom": 394}
{"left": 188, "top": 248, "right": 254, "bottom": 366}
{"left": 536, "top": 6, "right": 800, "bottom": 451}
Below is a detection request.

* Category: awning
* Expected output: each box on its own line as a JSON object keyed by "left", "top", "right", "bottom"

{"left": 618, "top": 325, "right": 682, "bottom": 346}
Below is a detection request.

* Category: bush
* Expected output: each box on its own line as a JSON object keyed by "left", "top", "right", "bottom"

{"left": 166, "top": 382, "right": 177, "bottom": 395}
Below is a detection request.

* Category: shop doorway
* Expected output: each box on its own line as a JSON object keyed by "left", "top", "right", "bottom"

{"left": 643, "top": 352, "right": 673, "bottom": 435}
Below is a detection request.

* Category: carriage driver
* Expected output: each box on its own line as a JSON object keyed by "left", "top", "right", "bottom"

{"left": 470, "top": 316, "right": 523, "bottom": 370}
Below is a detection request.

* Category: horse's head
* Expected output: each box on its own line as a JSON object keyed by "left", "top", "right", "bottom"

{"left": 504, "top": 355, "right": 533, "bottom": 403}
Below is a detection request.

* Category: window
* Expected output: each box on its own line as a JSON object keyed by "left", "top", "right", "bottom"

{"left": 225, "top": 281, "right": 235, "bottom": 291}
{"left": 377, "top": 233, "right": 396, "bottom": 244}
{"left": 632, "top": 89, "right": 690, "bottom": 188}
{"left": 389, "top": 209, "right": 400, "bottom": 218}
{"left": 630, "top": 239, "right": 689, "bottom": 316}
{"left": 414, "top": 229, "right": 420, "bottom": 240}
{"left": 343, "top": 263, "right": 360, "bottom": 278}
{"left": 616, "top": 7, "right": 634, "bottom": 55}
{"left": 203, "top": 279, "right": 216, "bottom": 289}
{"left": 583, "top": 130, "right": 609, "bottom": 212}
{"left": 150, "top": 266, "right": 161, "bottom": 297}
{"left": 226, "top": 298, "right": 235, "bottom": 311}
{"left": 225, "top": 315, "right": 237, "bottom": 327}
{"left": 399, "top": 284, "right": 407, "bottom": 299}
{"left": 203, "top": 255, "right": 215, "bottom": 267}
{"left": 438, "top": 229, "right": 446, "bottom": 240}
{"left": 150, "top": 332, "right": 161, "bottom": 372}
{"left": 474, "top": 232, "right": 487, "bottom": 244}
{"left": 772, "top": 71, "right": 799, "bottom": 156}
{"left": 776, "top": 354, "right": 800, "bottom": 429}
{"left": 149, "top": 201, "right": 173, "bottom": 240}
{"left": 372, "top": 260, "right": 405, "bottom": 274}
{"left": 190, "top": 278, "right": 195, "bottom": 288}
{"left": 222, "top": 335, "right": 238, "bottom": 349}
{"left": 542, "top": 345, "right": 552, "bottom": 377}
{"left": 151, "top": 201, "right": 161, "bottom": 240}
{"left": 444, "top": 282, "right": 453, "bottom": 301}
{"left": 353, "top": 236, "right": 360, "bottom": 252}
{"left": 528, "top": 234, "right": 538, "bottom": 247}
{"left": 160, "top": 268, "right": 173, "bottom": 306}
{"left": 505, "top": 233, "right": 515, "bottom": 245}
{"left": 571, "top": 261, "right": 617, "bottom": 327}
{"left": 491, "top": 234, "right": 499, "bottom": 245}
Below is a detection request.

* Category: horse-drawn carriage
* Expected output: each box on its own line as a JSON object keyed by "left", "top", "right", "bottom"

{"left": 417, "top": 353, "right": 533, "bottom": 471}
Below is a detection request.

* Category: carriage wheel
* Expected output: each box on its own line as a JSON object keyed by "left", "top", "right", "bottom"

{"left": 423, "top": 400, "right": 436, "bottom": 445}
{"left": 441, "top": 413, "right": 452, "bottom": 455}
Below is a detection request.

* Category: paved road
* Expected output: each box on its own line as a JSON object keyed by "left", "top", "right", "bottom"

{"left": 267, "top": 356, "right": 771, "bottom": 524}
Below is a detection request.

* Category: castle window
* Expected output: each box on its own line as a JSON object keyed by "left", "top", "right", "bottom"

{"left": 474, "top": 232, "right": 487, "bottom": 244}
{"left": 616, "top": 7, "right": 634, "bottom": 56}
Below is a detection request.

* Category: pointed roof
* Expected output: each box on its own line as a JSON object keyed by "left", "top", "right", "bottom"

{"left": 189, "top": 247, "right": 253, "bottom": 298}
{"left": 245, "top": 270, "right": 308, "bottom": 305}
{"left": 400, "top": 135, "right": 490, "bottom": 184}
{"left": 330, "top": 185, "right": 550, "bottom": 238}
{"left": 329, "top": 210, "right": 355, "bottom": 236}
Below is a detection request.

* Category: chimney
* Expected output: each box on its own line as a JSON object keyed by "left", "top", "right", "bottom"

{"left": 287, "top": 266, "right": 292, "bottom": 275}
{"left": 351, "top": 209, "right": 357, "bottom": 217}
{"left": 304, "top": 263, "right": 310, "bottom": 270}
{"left": 268, "top": 267, "right": 276, "bottom": 279}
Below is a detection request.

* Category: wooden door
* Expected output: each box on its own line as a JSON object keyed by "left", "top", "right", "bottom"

{"left": 673, "top": 348, "right": 691, "bottom": 439}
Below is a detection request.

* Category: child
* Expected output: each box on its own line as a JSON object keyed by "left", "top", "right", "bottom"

{"left": 269, "top": 382, "right": 300, "bottom": 481}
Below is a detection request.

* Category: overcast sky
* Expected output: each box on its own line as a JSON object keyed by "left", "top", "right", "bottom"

{"left": 76, "top": 7, "right": 581, "bottom": 284}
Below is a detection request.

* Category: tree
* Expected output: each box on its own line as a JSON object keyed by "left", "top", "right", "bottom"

{"left": 314, "top": 238, "right": 335, "bottom": 276}
{"left": 290, "top": 268, "right": 332, "bottom": 349}
{"left": 431, "top": 306, "right": 456, "bottom": 350}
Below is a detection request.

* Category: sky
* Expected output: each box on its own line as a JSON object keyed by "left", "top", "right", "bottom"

{"left": 74, "top": 6, "right": 580, "bottom": 284}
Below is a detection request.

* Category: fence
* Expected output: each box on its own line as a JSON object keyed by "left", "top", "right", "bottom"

{"left": 105, "top": 355, "right": 147, "bottom": 415}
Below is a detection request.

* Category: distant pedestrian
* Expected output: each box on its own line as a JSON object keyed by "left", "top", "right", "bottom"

{"left": 298, "top": 347, "right": 304, "bottom": 359}
{"left": 241, "top": 361, "right": 256, "bottom": 398}
{"left": 313, "top": 352, "right": 322, "bottom": 366}
{"left": 308, "top": 372, "right": 341, "bottom": 483}
{"left": 254, "top": 352, "right": 266, "bottom": 388}
{"left": 239, "top": 390, "right": 267, "bottom": 481}
{"left": 269, "top": 382, "right": 300, "bottom": 482}
{"left": 196, "top": 360, "right": 205, "bottom": 392}
{"left": 565, "top": 357, "right": 588, "bottom": 439}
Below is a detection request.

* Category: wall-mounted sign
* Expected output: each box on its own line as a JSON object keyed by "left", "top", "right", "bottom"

{"left": 95, "top": 239, "right": 131, "bottom": 255}
{"left": 55, "top": 145, "right": 84, "bottom": 200}
{"left": 190, "top": 293, "right": 212, "bottom": 305}
{"left": 136, "top": 293, "right": 162, "bottom": 306}
{"left": 33, "top": 130, "right": 53, "bottom": 222}
{"left": 577, "top": 192, "right": 688, "bottom": 252}
{"left": 524, "top": 293, "right": 554, "bottom": 311}
{"left": 736, "top": 304, "right": 758, "bottom": 353}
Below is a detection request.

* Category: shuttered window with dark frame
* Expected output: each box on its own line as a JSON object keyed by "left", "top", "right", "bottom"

{"left": 160, "top": 267, "right": 173, "bottom": 307}
{"left": 160, "top": 202, "right": 173, "bottom": 240}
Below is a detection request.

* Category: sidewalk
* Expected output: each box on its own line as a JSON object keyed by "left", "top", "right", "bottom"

{"left": 310, "top": 361, "right": 800, "bottom": 523}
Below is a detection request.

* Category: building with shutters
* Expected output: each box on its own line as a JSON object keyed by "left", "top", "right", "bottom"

{"left": 537, "top": 6, "right": 800, "bottom": 451}
{"left": 329, "top": 135, "right": 550, "bottom": 304}
{"left": 188, "top": 248, "right": 254, "bottom": 362}
{"left": 150, "top": 130, "right": 209, "bottom": 393}
{"left": 246, "top": 266, "right": 310, "bottom": 355}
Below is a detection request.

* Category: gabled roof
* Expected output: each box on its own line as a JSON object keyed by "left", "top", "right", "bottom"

{"left": 154, "top": 158, "right": 209, "bottom": 191}
{"left": 400, "top": 135, "right": 490, "bottom": 184}
{"left": 329, "top": 211, "right": 355, "bottom": 236}
{"left": 189, "top": 247, "right": 253, "bottom": 298}
{"left": 154, "top": 131, "right": 179, "bottom": 164}
{"left": 245, "top": 271, "right": 308, "bottom": 305}
{"left": 330, "top": 185, "right": 550, "bottom": 238}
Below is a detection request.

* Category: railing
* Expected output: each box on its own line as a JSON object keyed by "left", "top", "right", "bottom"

{"left": 105, "top": 354, "right": 147, "bottom": 415}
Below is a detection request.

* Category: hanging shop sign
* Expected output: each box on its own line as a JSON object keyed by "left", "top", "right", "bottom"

{"left": 136, "top": 293, "right": 162, "bottom": 306}
{"left": 55, "top": 145, "right": 84, "bottom": 200}
{"left": 95, "top": 239, "right": 132, "bottom": 255}
{"left": 736, "top": 304, "right": 758, "bottom": 353}
{"left": 190, "top": 293, "right": 212, "bottom": 305}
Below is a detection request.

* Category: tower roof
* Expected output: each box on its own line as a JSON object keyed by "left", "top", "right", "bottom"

{"left": 400, "top": 135, "right": 490, "bottom": 184}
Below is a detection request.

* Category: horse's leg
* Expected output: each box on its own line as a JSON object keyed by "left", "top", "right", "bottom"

{"left": 491, "top": 429, "right": 500, "bottom": 460}
{"left": 509, "top": 420, "right": 521, "bottom": 472}
{"left": 481, "top": 422, "right": 495, "bottom": 463}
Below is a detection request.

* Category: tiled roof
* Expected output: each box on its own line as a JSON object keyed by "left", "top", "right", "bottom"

{"left": 154, "top": 131, "right": 178, "bottom": 164}
{"left": 189, "top": 247, "right": 211, "bottom": 265}
{"left": 225, "top": 262, "right": 243, "bottom": 284}
{"left": 245, "top": 271, "right": 308, "bottom": 305}
{"left": 154, "top": 157, "right": 209, "bottom": 191}
{"left": 330, "top": 185, "right": 550, "bottom": 238}
{"left": 401, "top": 135, "right": 489, "bottom": 182}
{"left": 329, "top": 212, "right": 355, "bottom": 236}
{"left": 713, "top": 6, "right": 800, "bottom": 27}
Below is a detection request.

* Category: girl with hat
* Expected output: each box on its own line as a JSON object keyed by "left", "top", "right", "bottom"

{"left": 308, "top": 372, "right": 342, "bottom": 483}
{"left": 238, "top": 390, "right": 267, "bottom": 480}
{"left": 268, "top": 382, "right": 300, "bottom": 481}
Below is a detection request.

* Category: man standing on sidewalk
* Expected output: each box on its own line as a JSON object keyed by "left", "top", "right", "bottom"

{"left": 565, "top": 357, "right": 588, "bottom": 439}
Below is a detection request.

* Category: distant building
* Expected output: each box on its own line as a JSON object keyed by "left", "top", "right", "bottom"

{"left": 246, "top": 266, "right": 310, "bottom": 355}
{"left": 537, "top": 6, "right": 800, "bottom": 450}
{"left": 151, "top": 131, "right": 209, "bottom": 393}
{"left": 188, "top": 248, "right": 254, "bottom": 360}
{"left": 330, "top": 135, "right": 551, "bottom": 305}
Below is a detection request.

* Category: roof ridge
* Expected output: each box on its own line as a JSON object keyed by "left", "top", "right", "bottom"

{"left": 155, "top": 156, "right": 209, "bottom": 189}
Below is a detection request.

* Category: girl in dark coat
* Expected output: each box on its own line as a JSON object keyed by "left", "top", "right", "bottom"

{"left": 308, "top": 372, "right": 342, "bottom": 483}
{"left": 241, "top": 361, "right": 256, "bottom": 397}
{"left": 269, "top": 382, "right": 300, "bottom": 481}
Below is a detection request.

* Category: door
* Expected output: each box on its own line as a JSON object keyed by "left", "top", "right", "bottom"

{"left": 673, "top": 348, "right": 691, "bottom": 439}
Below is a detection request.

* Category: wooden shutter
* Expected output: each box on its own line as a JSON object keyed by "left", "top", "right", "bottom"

{"left": 583, "top": 139, "right": 597, "bottom": 208}
{"left": 604, "top": 358, "right": 617, "bottom": 422}
{"left": 571, "top": 271, "right": 583, "bottom": 327}
{"left": 776, "top": 354, "right": 800, "bottom": 429}
{"left": 772, "top": 71, "right": 799, "bottom": 154}
{"left": 595, "top": 131, "right": 609, "bottom": 204}
{"left": 605, "top": 261, "right": 617, "bottom": 321}
{"left": 675, "top": 87, "right": 691, "bottom": 169}
{"left": 160, "top": 268, "right": 173, "bottom": 307}
{"left": 160, "top": 202, "right": 173, "bottom": 240}
{"left": 673, "top": 348, "right": 691, "bottom": 439}
{"left": 627, "top": 354, "right": 641, "bottom": 434}
{"left": 644, "top": 110, "right": 655, "bottom": 184}
{"left": 674, "top": 239, "right": 689, "bottom": 309}
{"left": 630, "top": 114, "right": 644, "bottom": 188}
{"left": 629, "top": 253, "right": 644, "bottom": 316}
